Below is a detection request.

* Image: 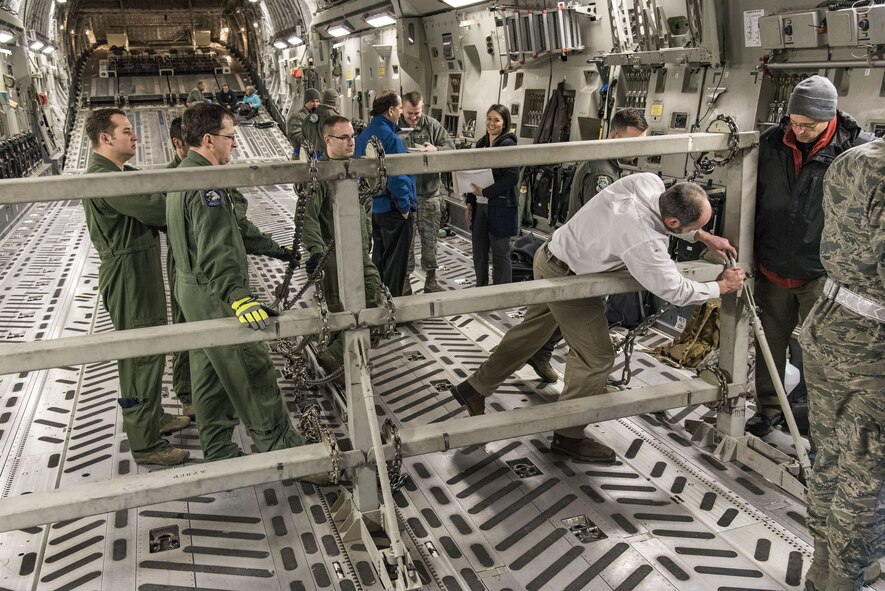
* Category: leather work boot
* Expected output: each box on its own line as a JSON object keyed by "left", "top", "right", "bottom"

{"left": 134, "top": 446, "right": 190, "bottom": 466}
{"left": 180, "top": 402, "right": 195, "bottom": 419}
{"left": 402, "top": 275, "right": 414, "bottom": 296}
{"left": 423, "top": 270, "right": 444, "bottom": 293}
{"left": 550, "top": 433, "right": 616, "bottom": 463}
{"left": 746, "top": 412, "right": 779, "bottom": 437}
{"left": 450, "top": 380, "right": 485, "bottom": 416}
{"left": 160, "top": 413, "right": 191, "bottom": 435}
{"left": 526, "top": 354, "right": 558, "bottom": 383}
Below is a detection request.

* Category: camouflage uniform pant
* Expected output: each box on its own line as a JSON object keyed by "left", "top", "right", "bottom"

{"left": 406, "top": 193, "right": 442, "bottom": 274}
{"left": 805, "top": 349, "right": 885, "bottom": 587}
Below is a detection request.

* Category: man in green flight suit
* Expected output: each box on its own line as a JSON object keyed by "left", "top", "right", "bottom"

{"left": 83, "top": 108, "right": 189, "bottom": 466}
{"left": 166, "top": 103, "right": 306, "bottom": 460}
{"left": 302, "top": 115, "right": 382, "bottom": 372}
{"left": 165, "top": 116, "right": 297, "bottom": 417}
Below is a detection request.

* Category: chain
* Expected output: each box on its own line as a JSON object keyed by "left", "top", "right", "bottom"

{"left": 379, "top": 284, "right": 397, "bottom": 338}
{"left": 697, "top": 364, "right": 732, "bottom": 410}
{"left": 298, "top": 404, "right": 341, "bottom": 484}
{"left": 381, "top": 418, "right": 408, "bottom": 492}
{"left": 688, "top": 114, "right": 741, "bottom": 182}
{"left": 610, "top": 302, "right": 676, "bottom": 387}
{"left": 358, "top": 136, "right": 388, "bottom": 202}
{"left": 272, "top": 147, "right": 322, "bottom": 309}
{"left": 313, "top": 274, "right": 331, "bottom": 349}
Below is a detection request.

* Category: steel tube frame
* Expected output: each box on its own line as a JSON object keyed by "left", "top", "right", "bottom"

{"left": 0, "top": 378, "right": 720, "bottom": 532}
{"left": 0, "top": 262, "right": 730, "bottom": 375}
{"left": 0, "top": 131, "right": 762, "bottom": 551}
{"left": 0, "top": 133, "right": 756, "bottom": 204}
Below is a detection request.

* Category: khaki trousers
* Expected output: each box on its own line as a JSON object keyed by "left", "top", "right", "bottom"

{"left": 468, "top": 244, "right": 614, "bottom": 438}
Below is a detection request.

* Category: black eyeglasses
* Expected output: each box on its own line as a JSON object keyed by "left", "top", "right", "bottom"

{"left": 788, "top": 119, "right": 823, "bottom": 132}
{"left": 327, "top": 134, "right": 356, "bottom": 141}
{"left": 210, "top": 132, "right": 238, "bottom": 141}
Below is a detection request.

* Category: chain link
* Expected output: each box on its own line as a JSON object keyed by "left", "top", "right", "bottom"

{"left": 697, "top": 364, "right": 732, "bottom": 410}
{"left": 610, "top": 303, "right": 676, "bottom": 387}
{"left": 313, "top": 273, "right": 331, "bottom": 349}
{"left": 298, "top": 404, "right": 341, "bottom": 484}
{"left": 688, "top": 114, "right": 741, "bottom": 182}
{"left": 381, "top": 418, "right": 408, "bottom": 492}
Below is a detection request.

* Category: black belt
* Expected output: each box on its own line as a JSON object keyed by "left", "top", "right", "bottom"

{"left": 543, "top": 242, "right": 572, "bottom": 274}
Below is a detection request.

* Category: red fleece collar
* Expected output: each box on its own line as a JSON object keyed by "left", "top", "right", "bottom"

{"left": 782, "top": 117, "right": 838, "bottom": 177}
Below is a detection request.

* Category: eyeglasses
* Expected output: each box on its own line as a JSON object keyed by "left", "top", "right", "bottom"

{"left": 327, "top": 134, "right": 356, "bottom": 141}
{"left": 788, "top": 119, "right": 823, "bottom": 132}
{"left": 210, "top": 132, "right": 238, "bottom": 141}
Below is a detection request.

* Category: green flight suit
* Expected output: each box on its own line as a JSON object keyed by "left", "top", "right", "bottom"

{"left": 302, "top": 174, "right": 381, "bottom": 363}
{"left": 83, "top": 153, "right": 169, "bottom": 459}
{"left": 166, "top": 154, "right": 284, "bottom": 401}
{"left": 166, "top": 151, "right": 304, "bottom": 460}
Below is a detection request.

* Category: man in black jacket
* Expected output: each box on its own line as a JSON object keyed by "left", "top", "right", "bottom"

{"left": 748, "top": 75, "right": 873, "bottom": 437}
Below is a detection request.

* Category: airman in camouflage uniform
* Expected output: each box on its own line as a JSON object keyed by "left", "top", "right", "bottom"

{"left": 303, "top": 115, "right": 382, "bottom": 370}
{"left": 800, "top": 138, "right": 885, "bottom": 591}
{"left": 400, "top": 91, "right": 455, "bottom": 294}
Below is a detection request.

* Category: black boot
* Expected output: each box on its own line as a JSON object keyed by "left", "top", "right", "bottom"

{"left": 450, "top": 380, "right": 485, "bottom": 416}
{"left": 550, "top": 433, "right": 616, "bottom": 463}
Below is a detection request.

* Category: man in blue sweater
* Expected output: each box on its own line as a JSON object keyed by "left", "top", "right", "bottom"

{"left": 354, "top": 90, "right": 417, "bottom": 297}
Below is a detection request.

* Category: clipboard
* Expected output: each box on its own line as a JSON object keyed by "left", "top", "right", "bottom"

{"left": 453, "top": 168, "right": 494, "bottom": 194}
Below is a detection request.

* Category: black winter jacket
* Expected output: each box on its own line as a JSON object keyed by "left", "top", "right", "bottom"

{"left": 755, "top": 112, "right": 872, "bottom": 280}
{"left": 466, "top": 132, "right": 520, "bottom": 236}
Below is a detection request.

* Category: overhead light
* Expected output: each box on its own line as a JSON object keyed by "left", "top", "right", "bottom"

{"left": 459, "top": 19, "right": 477, "bottom": 28}
{"left": 41, "top": 44, "right": 57, "bottom": 54}
{"left": 287, "top": 35, "right": 303, "bottom": 46}
{"left": 0, "top": 29, "right": 14, "bottom": 44}
{"left": 252, "top": 22, "right": 259, "bottom": 28}
{"left": 441, "top": 0, "right": 485, "bottom": 7}
{"left": 332, "top": 41, "right": 345, "bottom": 49}
{"left": 273, "top": 40, "right": 288, "bottom": 49}
{"left": 364, "top": 12, "right": 396, "bottom": 28}
{"left": 56, "top": 0, "right": 67, "bottom": 4}
{"left": 326, "top": 23, "right": 352, "bottom": 38}
{"left": 29, "top": 40, "right": 45, "bottom": 51}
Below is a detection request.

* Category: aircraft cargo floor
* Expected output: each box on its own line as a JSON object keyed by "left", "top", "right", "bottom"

{"left": 0, "top": 108, "right": 881, "bottom": 591}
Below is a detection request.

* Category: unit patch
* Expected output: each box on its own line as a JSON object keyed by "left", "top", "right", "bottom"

{"left": 595, "top": 175, "right": 612, "bottom": 193}
{"left": 202, "top": 189, "right": 223, "bottom": 207}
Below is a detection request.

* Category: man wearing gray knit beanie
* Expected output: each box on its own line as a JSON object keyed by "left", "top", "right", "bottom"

{"left": 286, "top": 88, "right": 322, "bottom": 154}
{"left": 749, "top": 75, "right": 873, "bottom": 439}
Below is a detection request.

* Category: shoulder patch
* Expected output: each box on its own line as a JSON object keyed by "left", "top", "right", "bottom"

{"left": 308, "top": 113, "right": 319, "bottom": 123}
{"left": 595, "top": 175, "right": 613, "bottom": 193}
{"left": 202, "top": 189, "right": 224, "bottom": 207}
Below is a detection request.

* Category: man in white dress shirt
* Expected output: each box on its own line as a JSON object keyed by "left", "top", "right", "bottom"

{"left": 451, "top": 173, "right": 745, "bottom": 462}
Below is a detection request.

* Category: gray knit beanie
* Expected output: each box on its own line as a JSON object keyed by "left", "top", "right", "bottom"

{"left": 303, "top": 88, "right": 321, "bottom": 105}
{"left": 787, "top": 76, "right": 838, "bottom": 121}
{"left": 322, "top": 89, "right": 339, "bottom": 106}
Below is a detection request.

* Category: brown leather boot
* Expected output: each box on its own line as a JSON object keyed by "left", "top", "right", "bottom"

{"left": 160, "top": 413, "right": 191, "bottom": 435}
{"left": 450, "top": 380, "right": 485, "bottom": 416}
{"left": 550, "top": 433, "right": 616, "bottom": 463}
{"left": 526, "top": 354, "right": 558, "bottom": 383}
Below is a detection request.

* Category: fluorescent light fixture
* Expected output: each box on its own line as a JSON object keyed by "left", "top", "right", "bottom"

{"left": 56, "top": 0, "right": 67, "bottom": 4}
{"left": 364, "top": 12, "right": 396, "bottom": 28}
{"left": 0, "top": 29, "right": 14, "bottom": 44}
{"left": 273, "top": 40, "right": 288, "bottom": 49}
{"left": 0, "top": 48, "right": 11, "bottom": 56}
{"left": 459, "top": 19, "right": 477, "bottom": 27}
{"left": 29, "top": 40, "right": 45, "bottom": 51}
{"left": 441, "top": 0, "right": 485, "bottom": 7}
{"left": 287, "top": 35, "right": 303, "bottom": 46}
{"left": 41, "top": 44, "right": 57, "bottom": 54}
{"left": 332, "top": 41, "right": 345, "bottom": 49}
{"left": 326, "top": 23, "right": 352, "bottom": 38}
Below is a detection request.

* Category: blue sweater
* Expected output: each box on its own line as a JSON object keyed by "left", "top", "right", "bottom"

{"left": 354, "top": 115, "right": 417, "bottom": 214}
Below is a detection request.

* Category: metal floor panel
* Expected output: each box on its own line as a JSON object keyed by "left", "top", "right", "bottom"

{"left": 2, "top": 127, "right": 884, "bottom": 591}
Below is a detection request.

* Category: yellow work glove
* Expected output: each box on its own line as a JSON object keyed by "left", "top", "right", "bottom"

{"left": 231, "top": 297, "right": 279, "bottom": 330}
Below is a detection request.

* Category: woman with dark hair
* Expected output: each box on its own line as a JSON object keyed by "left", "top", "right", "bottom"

{"left": 466, "top": 104, "right": 519, "bottom": 286}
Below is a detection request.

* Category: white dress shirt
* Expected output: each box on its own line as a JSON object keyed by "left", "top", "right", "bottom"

{"left": 548, "top": 172, "right": 720, "bottom": 306}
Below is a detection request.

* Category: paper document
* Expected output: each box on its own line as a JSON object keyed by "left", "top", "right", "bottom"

{"left": 453, "top": 168, "right": 495, "bottom": 194}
